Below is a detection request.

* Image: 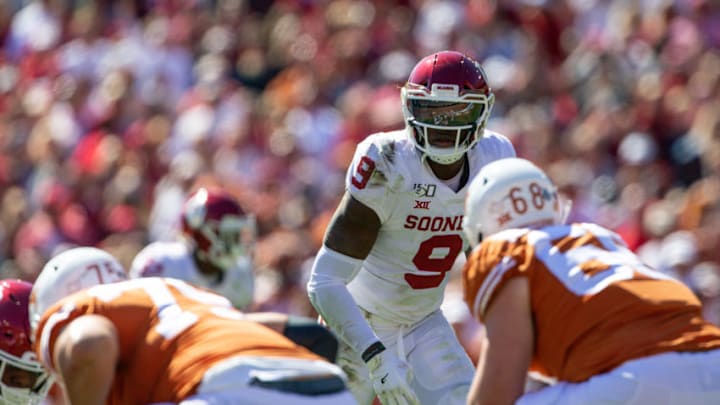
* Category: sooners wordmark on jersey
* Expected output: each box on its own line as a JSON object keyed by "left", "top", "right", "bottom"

{"left": 463, "top": 223, "right": 720, "bottom": 383}
{"left": 34, "top": 277, "right": 322, "bottom": 404}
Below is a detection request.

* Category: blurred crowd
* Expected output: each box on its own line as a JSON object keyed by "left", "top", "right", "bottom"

{"left": 1, "top": 0, "right": 719, "bottom": 361}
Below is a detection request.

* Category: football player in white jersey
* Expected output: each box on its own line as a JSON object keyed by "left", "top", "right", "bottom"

{"left": 130, "top": 187, "right": 257, "bottom": 310}
{"left": 307, "top": 50, "right": 516, "bottom": 405}
{"left": 131, "top": 188, "right": 339, "bottom": 363}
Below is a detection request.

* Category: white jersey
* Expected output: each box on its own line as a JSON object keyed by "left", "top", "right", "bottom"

{"left": 129, "top": 241, "right": 254, "bottom": 310}
{"left": 345, "top": 129, "right": 515, "bottom": 324}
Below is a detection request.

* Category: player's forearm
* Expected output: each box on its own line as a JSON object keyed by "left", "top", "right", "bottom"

{"left": 308, "top": 274, "right": 379, "bottom": 353}
{"left": 467, "top": 347, "right": 520, "bottom": 405}
{"left": 53, "top": 316, "right": 118, "bottom": 405}
{"left": 62, "top": 358, "right": 115, "bottom": 405}
{"left": 307, "top": 246, "right": 379, "bottom": 353}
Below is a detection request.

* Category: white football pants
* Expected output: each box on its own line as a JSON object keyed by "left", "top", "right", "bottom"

{"left": 170, "top": 356, "right": 357, "bottom": 405}
{"left": 517, "top": 349, "right": 720, "bottom": 405}
{"left": 339, "top": 309, "right": 475, "bottom": 405}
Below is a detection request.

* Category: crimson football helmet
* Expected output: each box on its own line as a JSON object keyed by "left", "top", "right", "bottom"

{"left": 181, "top": 188, "right": 256, "bottom": 270}
{"left": 0, "top": 280, "right": 52, "bottom": 405}
{"left": 401, "top": 51, "right": 495, "bottom": 164}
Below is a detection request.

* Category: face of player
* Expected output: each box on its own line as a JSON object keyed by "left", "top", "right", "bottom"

{"left": 410, "top": 101, "right": 480, "bottom": 147}
{"left": 1, "top": 364, "right": 42, "bottom": 389}
{"left": 423, "top": 127, "right": 474, "bottom": 148}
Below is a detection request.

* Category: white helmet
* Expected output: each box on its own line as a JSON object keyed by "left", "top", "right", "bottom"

{"left": 29, "top": 247, "right": 127, "bottom": 335}
{"left": 463, "top": 158, "right": 567, "bottom": 246}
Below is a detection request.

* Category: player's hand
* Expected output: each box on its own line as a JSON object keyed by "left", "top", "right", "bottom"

{"left": 367, "top": 349, "right": 419, "bottom": 405}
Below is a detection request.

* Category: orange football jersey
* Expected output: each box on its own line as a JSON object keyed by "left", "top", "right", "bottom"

{"left": 34, "top": 277, "right": 322, "bottom": 404}
{"left": 463, "top": 223, "right": 720, "bottom": 383}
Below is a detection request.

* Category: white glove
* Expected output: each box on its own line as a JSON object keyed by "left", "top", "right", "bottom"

{"left": 366, "top": 349, "right": 420, "bottom": 405}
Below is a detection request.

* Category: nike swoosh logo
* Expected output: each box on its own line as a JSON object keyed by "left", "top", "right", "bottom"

{"left": 380, "top": 373, "right": 389, "bottom": 384}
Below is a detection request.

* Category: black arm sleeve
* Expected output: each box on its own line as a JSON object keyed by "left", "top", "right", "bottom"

{"left": 283, "top": 316, "right": 339, "bottom": 363}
